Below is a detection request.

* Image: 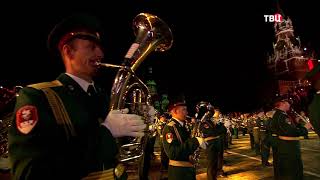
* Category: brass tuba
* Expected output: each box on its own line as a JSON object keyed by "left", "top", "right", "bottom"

{"left": 191, "top": 101, "right": 214, "bottom": 167}
{"left": 97, "top": 12, "right": 173, "bottom": 166}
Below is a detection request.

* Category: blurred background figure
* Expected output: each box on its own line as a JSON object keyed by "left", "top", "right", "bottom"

{"left": 213, "top": 109, "right": 228, "bottom": 178}
{"left": 158, "top": 112, "right": 170, "bottom": 174}
{"left": 257, "top": 109, "right": 272, "bottom": 167}
{"left": 305, "top": 63, "right": 320, "bottom": 138}
{"left": 269, "top": 96, "right": 313, "bottom": 180}
{"left": 299, "top": 111, "right": 310, "bottom": 139}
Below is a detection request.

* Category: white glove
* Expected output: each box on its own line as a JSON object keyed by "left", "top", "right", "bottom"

{"left": 142, "top": 105, "right": 156, "bottom": 123}
{"left": 196, "top": 137, "right": 207, "bottom": 149}
{"left": 148, "top": 124, "right": 156, "bottom": 132}
{"left": 101, "top": 108, "right": 146, "bottom": 138}
{"left": 304, "top": 122, "right": 314, "bottom": 130}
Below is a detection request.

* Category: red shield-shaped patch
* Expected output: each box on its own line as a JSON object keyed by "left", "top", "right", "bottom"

{"left": 16, "top": 105, "right": 39, "bottom": 134}
{"left": 285, "top": 118, "right": 292, "bottom": 125}
{"left": 204, "top": 123, "right": 209, "bottom": 129}
{"left": 166, "top": 133, "right": 173, "bottom": 143}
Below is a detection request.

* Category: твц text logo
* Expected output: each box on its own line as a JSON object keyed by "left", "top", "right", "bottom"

{"left": 264, "top": 14, "right": 282, "bottom": 22}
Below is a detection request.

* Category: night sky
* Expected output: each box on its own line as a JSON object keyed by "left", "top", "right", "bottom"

{"left": 1, "top": 0, "right": 319, "bottom": 113}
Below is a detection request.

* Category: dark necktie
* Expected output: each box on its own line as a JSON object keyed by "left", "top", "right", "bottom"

{"left": 183, "top": 123, "right": 187, "bottom": 129}
{"left": 87, "top": 84, "right": 97, "bottom": 97}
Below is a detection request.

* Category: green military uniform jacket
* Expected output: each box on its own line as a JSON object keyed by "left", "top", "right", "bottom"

{"left": 156, "top": 120, "right": 166, "bottom": 141}
{"left": 260, "top": 116, "right": 271, "bottom": 139}
{"left": 199, "top": 119, "right": 225, "bottom": 141}
{"left": 199, "top": 119, "right": 225, "bottom": 180}
{"left": 308, "top": 92, "right": 320, "bottom": 137}
{"left": 270, "top": 108, "right": 307, "bottom": 180}
{"left": 9, "top": 73, "right": 118, "bottom": 180}
{"left": 162, "top": 118, "right": 199, "bottom": 180}
{"left": 271, "top": 109, "right": 307, "bottom": 137}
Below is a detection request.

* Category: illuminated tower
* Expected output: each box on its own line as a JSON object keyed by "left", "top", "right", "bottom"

{"left": 267, "top": 16, "right": 309, "bottom": 80}
{"left": 266, "top": 11, "right": 317, "bottom": 95}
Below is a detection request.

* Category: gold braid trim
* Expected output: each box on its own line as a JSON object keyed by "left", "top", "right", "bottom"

{"left": 167, "top": 121, "right": 176, "bottom": 127}
{"left": 28, "top": 80, "right": 63, "bottom": 89}
{"left": 28, "top": 80, "right": 76, "bottom": 140}
{"left": 40, "top": 88, "right": 69, "bottom": 139}
{"left": 167, "top": 121, "right": 183, "bottom": 143}
{"left": 172, "top": 125, "right": 183, "bottom": 144}
{"left": 42, "top": 88, "right": 76, "bottom": 139}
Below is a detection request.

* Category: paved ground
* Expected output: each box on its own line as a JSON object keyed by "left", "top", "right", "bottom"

{"left": 127, "top": 131, "right": 320, "bottom": 180}
{"left": 198, "top": 131, "right": 320, "bottom": 180}
{"left": 1, "top": 132, "right": 319, "bottom": 180}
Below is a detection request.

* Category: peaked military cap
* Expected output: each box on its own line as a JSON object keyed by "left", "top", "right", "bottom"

{"left": 168, "top": 94, "right": 187, "bottom": 111}
{"left": 47, "top": 13, "right": 103, "bottom": 55}
{"left": 273, "top": 94, "right": 293, "bottom": 105}
{"left": 305, "top": 63, "right": 320, "bottom": 83}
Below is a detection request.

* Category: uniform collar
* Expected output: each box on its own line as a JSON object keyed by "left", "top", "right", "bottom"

{"left": 275, "top": 108, "right": 287, "bottom": 115}
{"left": 172, "top": 117, "right": 184, "bottom": 127}
{"left": 65, "top": 73, "right": 95, "bottom": 92}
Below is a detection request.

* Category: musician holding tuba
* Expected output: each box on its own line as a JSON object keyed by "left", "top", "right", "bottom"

{"left": 194, "top": 101, "right": 225, "bottom": 180}
{"left": 162, "top": 96, "right": 207, "bottom": 180}
{"left": 8, "top": 13, "right": 153, "bottom": 180}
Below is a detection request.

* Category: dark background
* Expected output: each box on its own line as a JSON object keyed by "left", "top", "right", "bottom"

{"left": 1, "top": 0, "right": 319, "bottom": 113}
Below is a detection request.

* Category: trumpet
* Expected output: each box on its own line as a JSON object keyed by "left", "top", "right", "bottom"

{"left": 290, "top": 109, "right": 309, "bottom": 124}
{"left": 290, "top": 109, "right": 314, "bottom": 130}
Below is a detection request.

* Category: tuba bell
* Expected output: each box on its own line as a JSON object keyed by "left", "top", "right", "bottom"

{"left": 97, "top": 12, "right": 173, "bottom": 172}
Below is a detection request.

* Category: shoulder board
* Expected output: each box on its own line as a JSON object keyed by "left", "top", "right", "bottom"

{"left": 167, "top": 121, "right": 176, "bottom": 127}
{"left": 27, "top": 80, "right": 63, "bottom": 90}
{"left": 266, "top": 110, "right": 275, "bottom": 118}
{"left": 280, "top": 111, "right": 287, "bottom": 115}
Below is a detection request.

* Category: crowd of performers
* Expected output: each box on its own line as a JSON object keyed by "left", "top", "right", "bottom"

{"left": 1, "top": 64, "right": 319, "bottom": 180}
{"left": 141, "top": 89, "right": 316, "bottom": 180}
{"left": 0, "top": 82, "right": 318, "bottom": 180}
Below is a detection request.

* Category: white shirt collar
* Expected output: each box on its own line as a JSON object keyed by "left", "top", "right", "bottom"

{"left": 173, "top": 117, "right": 184, "bottom": 127}
{"left": 65, "top": 73, "right": 94, "bottom": 92}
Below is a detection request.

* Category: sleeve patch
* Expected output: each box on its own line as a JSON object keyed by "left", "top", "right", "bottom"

{"left": 166, "top": 133, "right": 173, "bottom": 143}
{"left": 16, "top": 105, "right": 39, "bottom": 134}
{"left": 285, "top": 118, "right": 292, "bottom": 125}
{"left": 203, "top": 123, "right": 209, "bottom": 129}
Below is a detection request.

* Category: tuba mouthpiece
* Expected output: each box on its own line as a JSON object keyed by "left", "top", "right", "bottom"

{"left": 96, "top": 62, "right": 125, "bottom": 69}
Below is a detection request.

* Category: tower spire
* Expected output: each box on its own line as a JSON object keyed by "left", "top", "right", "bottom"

{"left": 266, "top": 1, "right": 316, "bottom": 95}
{"left": 275, "top": 0, "right": 284, "bottom": 17}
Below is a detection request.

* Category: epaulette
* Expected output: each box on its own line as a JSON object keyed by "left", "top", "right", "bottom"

{"left": 266, "top": 110, "right": 275, "bottom": 118}
{"left": 167, "top": 121, "right": 176, "bottom": 127}
{"left": 280, "top": 111, "right": 287, "bottom": 115}
{"left": 27, "top": 80, "right": 63, "bottom": 90}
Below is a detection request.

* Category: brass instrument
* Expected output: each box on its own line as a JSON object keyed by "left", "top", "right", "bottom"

{"left": 290, "top": 109, "right": 314, "bottom": 130}
{"left": 190, "top": 101, "right": 214, "bottom": 167}
{"left": 96, "top": 12, "right": 172, "bottom": 175}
